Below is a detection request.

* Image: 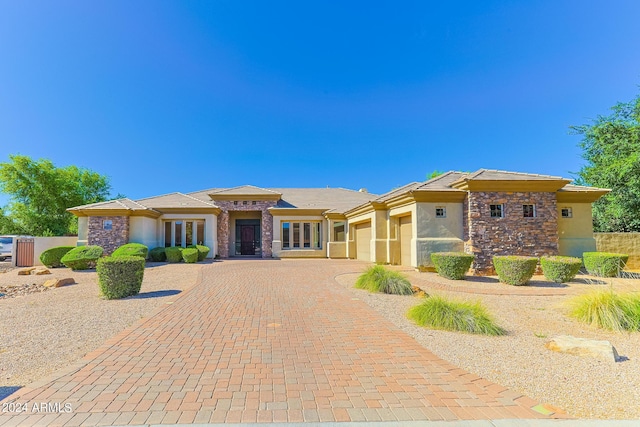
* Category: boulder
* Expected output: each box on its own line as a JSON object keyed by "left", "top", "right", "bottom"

{"left": 35, "top": 268, "right": 51, "bottom": 275}
{"left": 545, "top": 335, "right": 619, "bottom": 362}
{"left": 18, "top": 267, "right": 36, "bottom": 275}
{"left": 43, "top": 278, "right": 75, "bottom": 288}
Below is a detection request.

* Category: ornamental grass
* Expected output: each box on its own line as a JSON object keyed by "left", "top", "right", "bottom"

{"left": 407, "top": 295, "right": 505, "bottom": 335}
{"left": 354, "top": 265, "right": 413, "bottom": 295}
{"left": 567, "top": 290, "right": 640, "bottom": 332}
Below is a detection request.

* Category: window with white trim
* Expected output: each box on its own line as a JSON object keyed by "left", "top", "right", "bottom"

{"left": 163, "top": 220, "right": 205, "bottom": 247}
{"left": 561, "top": 207, "right": 573, "bottom": 218}
{"left": 523, "top": 204, "right": 536, "bottom": 218}
{"left": 490, "top": 204, "right": 504, "bottom": 218}
{"left": 282, "top": 221, "right": 322, "bottom": 249}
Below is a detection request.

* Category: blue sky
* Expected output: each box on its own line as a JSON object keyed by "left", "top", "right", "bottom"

{"left": 1, "top": 1, "right": 639, "bottom": 204}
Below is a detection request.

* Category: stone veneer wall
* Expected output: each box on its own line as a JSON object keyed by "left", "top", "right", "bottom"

{"left": 214, "top": 200, "right": 276, "bottom": 258}
{"left": 87, "top": 216, "right": 129, "bottom": 255}
{"left": 464, "top": 192, "right": 559, "bottom": 274}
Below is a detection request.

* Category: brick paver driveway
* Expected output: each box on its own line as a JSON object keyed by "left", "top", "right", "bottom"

{"left": 0, "top": 259, "right": 555, "bottom": 426}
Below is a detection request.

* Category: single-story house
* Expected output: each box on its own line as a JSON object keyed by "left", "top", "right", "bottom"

{"left": 68, "top": 169, "right": 609, "bottom": 274}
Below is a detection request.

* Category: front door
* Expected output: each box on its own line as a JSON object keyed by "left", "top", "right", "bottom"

{"left": 240, "top": 225, "right": 256, "bottom": 255}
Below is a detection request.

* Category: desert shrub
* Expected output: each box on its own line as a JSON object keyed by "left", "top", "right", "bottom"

{"left": 97, "top": 256, "right": 145, "bottom": 299}
{"left": 492, "top": 255, "right": 538, "bottom": 286}
{"left": 431, "top": 252, "right": 474, "bottom": 280}
{"left": 354, "top": 265, "right": 413, "bottom": 295}
{"left": 182, "top": 247, "right": 198, "bottom": 263}
{"left": 111, "top": 243, "right": 148, "bottom": 259}
{"left": 583, "top": 252, "right": 629, "bottom": 277}
{"left": 61, "top": 245, "right": 104, "bottom": 270}
{"left": 407, "top": 295, "right": 505, "bottom": 335}
{"left": 39, "top": 246, "right": 75, "bottom": 268}
{"left": 165, "top": 246, "right": 183, "bottom": 263}
{"left": 540, "top": 256, "right": 582, "bottom": 283}
{"left": 567, "top": 291, "right": 640, "bottom": 332}
{"left": 149, "top": 247, "right": 167, "bottom": 262}
{"left": 187, "top": 244, "right": 210, "bottom": 261}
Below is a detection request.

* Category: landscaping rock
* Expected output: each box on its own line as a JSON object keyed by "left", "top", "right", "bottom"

{"left": 18, "top": 268, "right": 36, "bottom": 275}
{"left": 545, "top": 335, "right": 619, "bottom": 362}
{"left": 43, "top": 278, "right": 75, "bottom": 288}
{"left": 35, "top": 268, "right": 51, "bottom": 275}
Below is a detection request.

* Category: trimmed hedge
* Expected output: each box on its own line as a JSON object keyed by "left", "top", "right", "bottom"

{"left": 431, "top": 252, "right": 474, "bottom": 280}
{"left": 188, "top": 244, "right": 210, "bottom": 261}
{"left": 583, "top": 252, "right": 629, "bottom": 277}
{"left": 112, "top": 243, "right": 148, "bottom": 259}
{"left": 492, "top": 255, "right": 538, "bottom": 286}
{"left": 149, "top": 247, "right": 167, "bottom": 262}
{"left": 39, "top": 246, "right": 75, "bottom": 268}
{"left": 97, "top": 256, "right": 145, "bottom": 299}
{"left": 61, "top": 245, "right": 104, "bottom": 270}
{"left": 541, "top": 256, "right": 582, "bottom": 283}
{"left": 182, "top": 247, "right": 198, "bottom": 263}
{"left": 165, "top": 246, "right": 183, "bottom": 263}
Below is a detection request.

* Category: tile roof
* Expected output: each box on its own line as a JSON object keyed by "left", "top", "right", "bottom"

{"left": 208, "top": 185, "right": 282, "bottom": 196}
{"left": 68, "top": 198, "right": 154, "bottom": 212}
{"left": 136, "top": 193, "right": 219, "bottom": 209}
{"left": 458, "top": 169, "right": 568, "bottom": 182}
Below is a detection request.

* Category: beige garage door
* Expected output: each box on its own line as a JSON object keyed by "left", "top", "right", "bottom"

{"left": 400, "top": 215, "right": 412, "bottom": 266}
{"left": 355, "top": 222, "right": 371, "bottom": 261}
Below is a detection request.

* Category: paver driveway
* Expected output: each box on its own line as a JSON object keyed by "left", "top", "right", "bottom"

{"left": 0, "top": 259, "right": 557, "bottom": 426}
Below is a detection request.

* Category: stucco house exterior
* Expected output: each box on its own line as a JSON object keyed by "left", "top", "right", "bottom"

{"left": 68, "top": 169, "right": 608, "bottom": 274}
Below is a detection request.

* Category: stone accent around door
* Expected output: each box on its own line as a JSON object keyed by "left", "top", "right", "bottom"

{"left": 88, "top": 216, "right": 130, "bottom": 255}
{"left": 465, "top": 192, "right": 558, "bottom": 274}
{"left": 214, "top": 200, "right": 276, "bottom": 258}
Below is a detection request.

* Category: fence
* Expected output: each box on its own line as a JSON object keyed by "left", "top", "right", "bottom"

{"left": 594, "top": 232, "right": 640, "bottom": 270}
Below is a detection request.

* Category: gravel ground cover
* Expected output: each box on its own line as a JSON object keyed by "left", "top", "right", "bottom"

{"left": 336, "top": 268, "right": 640, "bottom": 420}
{"left": 0, "top": 261, "right": 204, "bottom": 387}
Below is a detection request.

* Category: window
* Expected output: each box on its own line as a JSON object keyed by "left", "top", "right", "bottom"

{"left": 293, "top": 223, "right": 300, "bottom": 248}
{"left": 523, "top": 204, "right": 536, "bottom": 218}
{"left": 282, "top": 222, "right": 290, "bottom": 248}
{"left": 435, "top": 207, "right": 446, "bottom": 218}
{"left": 164, "top": 220, "right": 204, "bottom": 247}
{"left": 561, "top": 207, "right": 573, "bottom": 218}
{"left": 103, "top": 220, "right": 112, "bottom": 230}
{"left": 490, "top": 204, "right": 504, "bottom": 218}
{"left": 333, "top": 222, "right": 345, "bottom": 242}
{"left": 282, "top": 221, "right": 322, "bottom": 249}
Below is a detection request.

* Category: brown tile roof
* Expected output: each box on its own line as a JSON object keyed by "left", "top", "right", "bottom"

{"left": 208, "top": 185, "right": 282, "bottom": 197}
{"left": 136, "top": 193, "right": 219, "bottom": 209}
{"left": 457, "top": 169, "right": 568, "bottom": 182}
{"left": 272, "top": 188, "right": 378, "bottom": 213}
{"left": 68, "top": 198, "right": 155, "bottom": 212}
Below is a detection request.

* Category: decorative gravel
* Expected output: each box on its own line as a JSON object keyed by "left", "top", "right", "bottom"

{"left": 336, "top": 269, "right": 640, "bottom": 420}
{"left": 0, "top": 262, "right": 204, "bottom": 387}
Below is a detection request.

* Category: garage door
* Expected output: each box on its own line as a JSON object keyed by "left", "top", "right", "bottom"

{"left": 355, "top": 222, "right": 371, "bottom": 261}
{"left": 400, "top": 215, "right": 412, "bottom": 266}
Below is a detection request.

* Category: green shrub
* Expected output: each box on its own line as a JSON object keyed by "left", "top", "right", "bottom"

{"left": 39, "top": 246, "right": 75, "bottom": 268}
{"left": 149, "top": 247, "right": 167, "bottom": 262}
{"left": 112, "top": 243, "right": 148, "bottom": 259}
{"left": 165, "top": 246, "right": 183, "bottom": 263}
{"left": 407, "top": 295, "right": 505, "bottom": 335}
{"left": 182, "top": 247, "right": 198, "bottom": 263}
{"left": 583, "top": 252, "right": 629, "bottom": 277}
{"left": 492, "top": 255, "right": 538, "bottom": 286}
{"left": 354, "top": 265, "right": 413, "bottom": 295}
{"left": 540, "top": 256, "right": 582, "bottom": 283}
{"left": 61, "top": 245, "right": 104, "bottom": 270}
{"left": 188, "top": 244, "right": 210, "bottom": 261}
{"left": 431, "top": 252, "right": 474, "bottom": 280}
{"left": 97, "top": 256, "right": 145, "bottom": 299}
{"left": 567, "top": 291, "right": 640, "bottom": 332}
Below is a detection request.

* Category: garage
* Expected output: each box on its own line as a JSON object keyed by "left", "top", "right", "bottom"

{"left": 355, "top": 222, "right": 371, "bottom": 261}
{"left": 399, "top": 215, "right": 412, "bottom": 266}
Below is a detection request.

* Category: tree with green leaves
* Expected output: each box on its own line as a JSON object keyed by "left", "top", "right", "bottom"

{"left": 0, "top": 155, "right": 113, "bottom": 236}
{"left": 572, "top": 93, "right": 640, "bottom": 232}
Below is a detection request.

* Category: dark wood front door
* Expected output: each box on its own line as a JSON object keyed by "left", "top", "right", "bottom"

{"left": 240, "top": 225, "right": 255, "bottom": 255}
